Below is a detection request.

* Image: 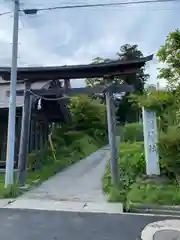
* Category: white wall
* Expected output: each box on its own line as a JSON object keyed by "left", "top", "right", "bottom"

{"left": 0, "top": 81, "right": 49, "bottom": 108}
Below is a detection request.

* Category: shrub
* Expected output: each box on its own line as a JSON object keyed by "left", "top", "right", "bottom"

{"left": 28, "top": 147, "right": 53, "bottom": 171}
{"left": 103, "top": 140, "right": 180, "bottom": 206}
{"left": 70, "top": 135, "right": 99, "bottom": 156}
{"left": 27, "top": 130, "right": 102, "bottom": 173}
{"left": 158, "top": 125, "right": 180, "bottom": 175}
{"left": 27, "top": 94, "right": 108, "bottom": 173}
{"left": 122, "top": 122, "right": 143, "bottom": 142}
{"left": 130, "top": 90, "right": 176, "bottom": 133}
{"left": 69, "top": 95, "right": 107, "bottom": 141}
{"left": 118, "top": 142, "right": 145, "bottom": 179}
{"left": 127, "top": 182, "right": 180, "bottom": 206}
{"left": 103, "top": 142, "right": 145, "bottom": 202}
{"left": 60, "top": 131, "right": 85, "bottom": 145}
{"left": 130, "top": 90, "right": 174, "bottom": 114}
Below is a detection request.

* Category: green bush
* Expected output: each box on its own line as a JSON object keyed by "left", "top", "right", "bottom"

{"left": 69, "top": 95, "right": 107, "bottom": 142}
{"left": 103, "top": 142, "right": 145, "bottom": 202}
{"left": 130, "top": 90, "right": 176, "bottom": 133}
{"left": 28, "top": 131, "right": 103, "bottom": 172}
{"left": 60, "top": 131, "right": 85, "bottom": 146}
{"left": 122, "top": 122, "right": 143, "bottom": 142}
{"left": 27, "top": 95, "right": 108, "bottom": 173}
{"left": 158, "top": 125, "right": 180, "bottom": 175}
{"left": 103, "top": 140, "right": 180, "bottom": 206}
{"left": 127, "top": 182, "right": 180, "bottom": 206}
{"left": 28, "top": 147, "right": 53, "bottom": 171}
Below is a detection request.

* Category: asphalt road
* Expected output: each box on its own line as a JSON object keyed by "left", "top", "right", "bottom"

{"left": 0, "top": 208, "right": 175, "bottom": 240}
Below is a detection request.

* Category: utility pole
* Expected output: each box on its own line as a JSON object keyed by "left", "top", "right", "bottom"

{"left": 5, "top": 0, "right": 19, "bottom": 188}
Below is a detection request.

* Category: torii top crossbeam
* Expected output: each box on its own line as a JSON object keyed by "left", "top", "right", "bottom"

{"left": 0, "top": 55, "right": 153, "bottom": 82}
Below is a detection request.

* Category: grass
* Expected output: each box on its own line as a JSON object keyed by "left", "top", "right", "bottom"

{"left": 0, "top": 174, "right": 5, "bottom": 197}
{"left": 0, "top": 131, "right": 105, "bottom": 198}
{"left": 0, "top": 172, "right": 20, "bottom": 198}
{"left": 102, "top": 141, "right": 180, "bottom": 209}
{"left": 122, "top": 122, "right": 144, "bottom": 142}
{"left": 127, "top": 182, "right": 180, "bottom": 206}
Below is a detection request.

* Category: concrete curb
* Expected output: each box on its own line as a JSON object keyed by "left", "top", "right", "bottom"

{"left": 128, "top": 203, "right": 180, "bottom": 216}
{"left": 141, "top": 220, "right": 180, "bottom": 240}
{"left": 0, "top": 199, "right": 15, "bottom": 208}
{"left": 131, "top": 203, "right": 180, "bottom": 211}
{"left": 4, "top": 198, "right": 123, "bottom": 214}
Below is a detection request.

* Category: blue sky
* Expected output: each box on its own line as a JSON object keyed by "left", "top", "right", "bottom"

{"left": 0, "top": 0, "right": 179, "bottom": 87}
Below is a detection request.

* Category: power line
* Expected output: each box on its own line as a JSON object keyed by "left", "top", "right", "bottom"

{"left": 0, "top": 11, "right": 12, "bottom": 16}
{"left": 0, "top": 0, "right": 180, "bottom": 16}
{"left": 24, "top": 0, "right": 180, "bottom": 12}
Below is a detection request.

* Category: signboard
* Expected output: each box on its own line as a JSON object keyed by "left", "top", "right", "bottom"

{"left": 142, "top": 107, "right": 160, "bottom": 175}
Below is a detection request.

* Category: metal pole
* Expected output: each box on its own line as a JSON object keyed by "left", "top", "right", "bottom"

{"left": 17, "top": 82, "right": 32, "bottom": 186}
{"left": 5, "top": 0, "right": 19, "bottom": 188}
{"left": 105, "top": 86, "right": 119, "bottom": 185}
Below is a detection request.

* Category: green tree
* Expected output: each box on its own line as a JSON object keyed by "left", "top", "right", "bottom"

{"left": 117, "top": 44, "right": 143, "bottom": 60}
{"left": 85, "top": 57, "right": 111, "bottom": 87}
{"left": 117, "top": 44, "right": 149, "bottom": 92}
{"left": 69, "top": 95, "right": 107, "bottom": 141}
{"left": 157, "top": 29, "right": 180, "bottom": 89}
{"left": 85, "top": 44, "right": 149, "bottom": 124}
{"left": 116, "top": 44, "right": 149, "bottom": 123}
{"left": 85, "top": 44, "right": 149, "bottom": 90}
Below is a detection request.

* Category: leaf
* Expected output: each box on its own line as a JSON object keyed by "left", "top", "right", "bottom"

{"left": 157, "top": 29, "right": 180, "bottom": 88}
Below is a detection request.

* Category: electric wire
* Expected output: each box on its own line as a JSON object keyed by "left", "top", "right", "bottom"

{"left": 0, "top": 11, "right": 12, "bottom": 16}
{"left": 0, "top": 0, "right": 180, "bottom": 16}
{"left": 23, "top": 0, "right": 180, "bottom": 12}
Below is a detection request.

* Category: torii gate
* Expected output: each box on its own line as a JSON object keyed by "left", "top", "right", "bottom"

{"left": 0, "top": 54, "right": 153, "bottom": 186}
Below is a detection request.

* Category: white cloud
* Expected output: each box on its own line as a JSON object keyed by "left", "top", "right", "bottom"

{"left": 0, "top": 0, "right": 179, "bottom": 87}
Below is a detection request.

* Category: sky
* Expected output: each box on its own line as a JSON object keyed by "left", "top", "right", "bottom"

{"left": 0, "top": 0, "right": 179, "bottom": 87}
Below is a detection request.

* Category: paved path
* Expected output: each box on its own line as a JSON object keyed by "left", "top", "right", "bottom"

{"left": 20, "top": 147, "right": 109, "bottom": 202}
{"left": 0, "top": 208, "right": 177, "bottom": 240}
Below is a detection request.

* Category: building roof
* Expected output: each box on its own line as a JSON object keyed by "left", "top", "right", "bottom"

{"left": 0, "top": 55, "right": 153, "bottom": 82}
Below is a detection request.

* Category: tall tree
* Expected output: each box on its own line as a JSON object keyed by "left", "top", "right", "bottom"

{"left": 86, "top": 44, "right": 149, "bottom": 90}
{"left": 157, "top": 29, "right": 180, "bottom": 125}
{"left": 85, "top": 57, "right": 111, "bottom": 87}
{"left": 85, "top": 44, "right": 149, "bottom": 123}
{"left": 157, "top": 29, "right": 180, "bottom": 89}
{"left": 117, "top": 44, "right": 143, "bottom": 59}
{"left": 115, "top": 44, "right": 149, "bottom": 123}
{"left": 117, "top": 44, "right": 149, "bottom": 92}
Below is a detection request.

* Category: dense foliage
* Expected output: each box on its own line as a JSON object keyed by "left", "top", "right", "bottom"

{"left": 27, "top": 95, "right": 108, "bottom": 173}
{"left": 103, "top": 142, "right": 145, "bottom": 203}
{"left": 85, "top": 44, "right": 149, "bottom": 124}
{"left": 103, "top": 29, "right": 180, "bottom": 207}
{"left": 129, "top": 29, "right": 180, "bottom": 178}
{"left": 122, "top": 122, "right": 143, "bottom": 142}
{"left": 69, "top": 95, "right": 107, "bottom": 142}
{"left": 157, "top": 29, "right": 180, "bottom": 89}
